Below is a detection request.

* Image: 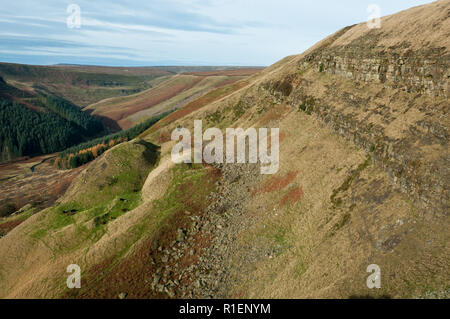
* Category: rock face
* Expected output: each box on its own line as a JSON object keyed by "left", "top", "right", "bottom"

{"left": 299, "top": 1, "right": 450, "bottom": 98}
{"left": 305, "top": 46, "right": 448, "bottom": 98}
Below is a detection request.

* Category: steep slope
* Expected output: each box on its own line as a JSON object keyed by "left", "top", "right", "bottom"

{"left": 0, "top": 1, "right": 448, "bottom": 299}
{"left": 0, "top": 75, "right": 34, "bottom": 101}
{"left": 268, "top": 0, "right": 449, "bottom": 215}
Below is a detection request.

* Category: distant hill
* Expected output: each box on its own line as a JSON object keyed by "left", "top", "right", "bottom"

{"left": 85, "top": 68, "right": 262, "bottom": 130}
{"left": 0, "top": 64, "right": 262, "bottom": 161}
{"left": 0, "top": 75, "right": 34, "bottom": 101}
{"left": 0, "top": 62, "right": 171, "bottom": 107}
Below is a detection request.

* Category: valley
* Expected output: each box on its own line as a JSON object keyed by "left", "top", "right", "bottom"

{"left": 0, "top": 64, "right": 262, "bottom": 227}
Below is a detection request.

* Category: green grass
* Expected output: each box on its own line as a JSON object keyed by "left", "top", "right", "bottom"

{"left": 30, "top": 141, "right": 157, "bottom": 244}
{"left": 86, "top": 163, "right": 218, "bottom": 278}
{"left": 93, "top": 192, "right": 142, "bottom": 227}
{"left": 30, "top": 202, "right": 83, "bottom": 239}
{"left": 256, "top": 221, "right": 292, "bottom": 256}
{"left": 29, "top": 158, "right": 215, "bottom": 264}
{"left": 295, "top": 260, "right": 307, "bottom": 278}
{"left": 152, "top": 163, "right": 210, "bottom": 215}
{"left": 273, "top": 228, "right": 289, "bottom": 249}
{"left": 68, "top": 141, "right": 158, "bottom": 207}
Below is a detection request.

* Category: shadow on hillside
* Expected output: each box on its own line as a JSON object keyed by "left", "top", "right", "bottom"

{"left": 135, "top": 139, "right": 160, "bottom": 166}
{"left": 88, "top": 113, "right": 122, "bottom": 133}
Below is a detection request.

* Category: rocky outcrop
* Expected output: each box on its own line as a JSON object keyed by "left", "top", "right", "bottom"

{"left": 303, "top": 45, "right": 449, "bottom": 98}
{"left": 290, "top": 93, "right": 448, "bottom": 216}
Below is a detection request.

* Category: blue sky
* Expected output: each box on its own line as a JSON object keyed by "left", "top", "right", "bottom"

{"left": 0, "top": 0, "right": 434, "bottom": 66}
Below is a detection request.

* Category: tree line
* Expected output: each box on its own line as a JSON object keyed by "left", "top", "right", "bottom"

{"left": 55, "top": 111, "right": 171, "bottom": 169}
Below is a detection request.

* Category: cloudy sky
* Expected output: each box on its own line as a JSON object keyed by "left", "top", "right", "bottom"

{"left": 0, "top": 0, "right": 434, "bottom": 66}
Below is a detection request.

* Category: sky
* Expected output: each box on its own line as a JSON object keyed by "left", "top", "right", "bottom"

{"left": 0, "top": 0, "right": 435, "bottom": 67}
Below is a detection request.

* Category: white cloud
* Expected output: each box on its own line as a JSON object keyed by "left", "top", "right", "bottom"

{"left": 0, "top": 0, "right": 436, "bottom": 66}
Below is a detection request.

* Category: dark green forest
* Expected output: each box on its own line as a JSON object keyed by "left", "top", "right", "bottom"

{"left": 0, "top": 99, "right": 83, "bottom": 161}
{"left": 35, "top": 92, "right": 103, "bottom": 135}
{"left": 0, "top": 93, "right": 105, "bottom": 162}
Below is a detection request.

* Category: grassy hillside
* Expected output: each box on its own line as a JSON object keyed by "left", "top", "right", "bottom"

{"left": 0, "top": 140, "right": 160, "bottom": 297}
{"left": 85, "top": 69, "right": 262, "bottom": 130}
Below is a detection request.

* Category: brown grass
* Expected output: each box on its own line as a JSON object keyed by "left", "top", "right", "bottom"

{"left": 279, "top": 186, "right": 304, "bottom": 206}
{"left": 141, "top": 80, "right": 249, "bottom": 137}
{"left": 258, "top": 105, "right": 291, "bottom": 126}
{"left": 0, "top": 219, "right": 25, "bottom": 236}
{"left": 97, "top": 77, "right": 204, "bottom": 129}
{"left": 182, "top": 68, "right": 263, "bottom": 76}
{"left": 156, "top": 130, "right": 172, "bottom": 144}
{"left": 252, "top": 170, "right": 299, "bottom": 196}
{"left": 0, "top": 157, "right": 84, "bottom": 216}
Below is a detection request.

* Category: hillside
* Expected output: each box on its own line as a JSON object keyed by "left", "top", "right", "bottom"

{"left": 0, "top": 65, "right": 261, "bottom": 160}
{"left": 0, "top": 63, "right": 262, "bottom": 108}
{"left": 0, "top": 1, "right": 448, "bottom": 299}
{"left": 85, "top": 69, "right": 262, "bottom": 130}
